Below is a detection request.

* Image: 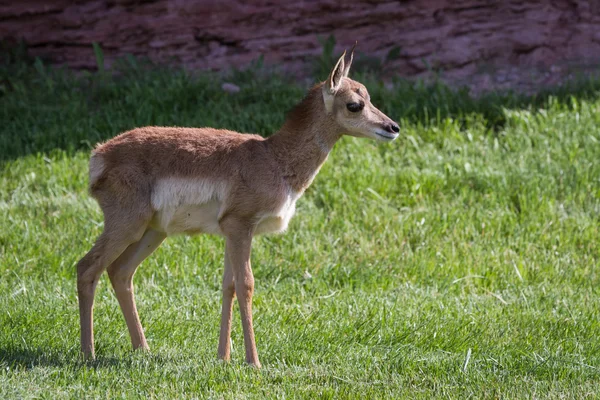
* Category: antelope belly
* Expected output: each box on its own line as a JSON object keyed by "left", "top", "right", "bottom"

{"left": 149, "top": 177, "right": 227, "bottom": 236}
{"left": 151, "top": 201, "right": 223, "bottom": 236}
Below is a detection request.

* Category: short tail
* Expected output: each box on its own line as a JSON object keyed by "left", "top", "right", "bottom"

{"left": 88, "top": 152, "right": 106, "bottom": 193}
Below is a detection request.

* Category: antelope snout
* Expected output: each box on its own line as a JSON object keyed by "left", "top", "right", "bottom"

{"left": 384, "top": 122, "right": 400, "bottom": 134}
{"left": 374, "top": 119, "right": 400, "bottom": 141}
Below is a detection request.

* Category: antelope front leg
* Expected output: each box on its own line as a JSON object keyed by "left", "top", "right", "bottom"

{"left": 217, "top": 244, "right": 235, "bottom": 361}
{"left": 222, "top": 220, "right": 260, "bottom": 368}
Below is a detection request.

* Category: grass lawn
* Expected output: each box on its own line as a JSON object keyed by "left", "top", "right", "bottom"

{"left": 1, "top": 58, "right": 600, "bottom": 398}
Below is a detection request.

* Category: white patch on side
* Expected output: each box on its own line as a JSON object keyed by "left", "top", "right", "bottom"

{"left": 151, "top": 178, "right": 227, "bottom": 210}
{"left": 88, "top": 153, "right": 105, "bottom": 187}
{"left": 150, "top": 178, "right": 228, "bottom": 236}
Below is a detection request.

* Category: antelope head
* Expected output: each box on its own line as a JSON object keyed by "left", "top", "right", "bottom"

{"left": 322, "top": 47, "right": 400, "bottom": 141}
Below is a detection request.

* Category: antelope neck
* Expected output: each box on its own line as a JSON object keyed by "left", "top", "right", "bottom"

{"left": 266, "top": 90, "right": 342, "bottom": 193}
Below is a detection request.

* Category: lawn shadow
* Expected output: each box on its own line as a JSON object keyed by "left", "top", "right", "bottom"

{"left": 373, "top": 72, "right": 600, "bottom": 132}
{"left": 1, "top": 57, "right": 600, "bottom": 164}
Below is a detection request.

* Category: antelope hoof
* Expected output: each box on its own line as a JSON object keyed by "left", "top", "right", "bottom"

{"left": 247, "top": 361, "right": 262, "bottom": 369}
{"left": 133, "top": 344, "right": 150, "bottom": 352}
{"left": 80, "top": 351, "right": 95, "bottom": 362}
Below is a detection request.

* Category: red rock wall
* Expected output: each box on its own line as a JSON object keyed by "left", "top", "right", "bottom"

{"left": 1, "top": 0, "right": 599, "bottom": 78}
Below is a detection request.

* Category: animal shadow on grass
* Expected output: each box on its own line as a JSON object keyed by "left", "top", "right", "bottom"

{"left": 0, "top": 344, "right": 172, "bottom": 370}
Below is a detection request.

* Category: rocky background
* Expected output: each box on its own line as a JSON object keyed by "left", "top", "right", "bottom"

{"left": 2, "top": 0, "right": 600, "bottom": 91}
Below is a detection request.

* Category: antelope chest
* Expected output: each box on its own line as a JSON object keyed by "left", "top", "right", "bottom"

{"left": 255, "top": 190, "right": 300, "bottom": 235}
{"left": 149, "top": 178, "right": 300, "bottom": 236}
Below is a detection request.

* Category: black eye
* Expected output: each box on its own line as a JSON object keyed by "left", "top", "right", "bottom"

{"left": 346, "top": 102, "right": 364, "bottom": 113}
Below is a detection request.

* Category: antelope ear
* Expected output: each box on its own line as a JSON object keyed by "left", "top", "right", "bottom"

{"left": 343, "top": 42, "right": 356, "bottom": 77}
{"left": 327, "top": 50, "right": 346, "bottom": 94}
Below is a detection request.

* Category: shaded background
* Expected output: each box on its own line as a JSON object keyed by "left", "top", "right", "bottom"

{"left": 3, "top": 0, "right": 600, "bottom": 161}
{"left": 2, "top": 0, "right": 600, "bottom": 87}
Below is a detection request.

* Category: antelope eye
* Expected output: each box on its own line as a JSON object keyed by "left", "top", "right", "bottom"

{"left": 346, "top": 102, "right": 364, "bottom": 113}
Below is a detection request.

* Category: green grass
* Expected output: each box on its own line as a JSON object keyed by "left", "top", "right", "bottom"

{"left": 1, "top": 58, "right": 600, "bottom": 398}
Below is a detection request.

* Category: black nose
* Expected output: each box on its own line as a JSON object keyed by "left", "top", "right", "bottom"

{"left": 385, "top": 123, "right": 400, "bottom": 134}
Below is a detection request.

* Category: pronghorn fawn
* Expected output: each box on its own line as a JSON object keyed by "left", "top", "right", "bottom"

{"left": 76, "top": 49, "right": 399, "bottom": 367}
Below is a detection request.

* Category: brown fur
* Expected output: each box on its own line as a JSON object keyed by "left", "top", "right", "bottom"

{"left": 76, "top": 50, "right": 398, "bottom": 367}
